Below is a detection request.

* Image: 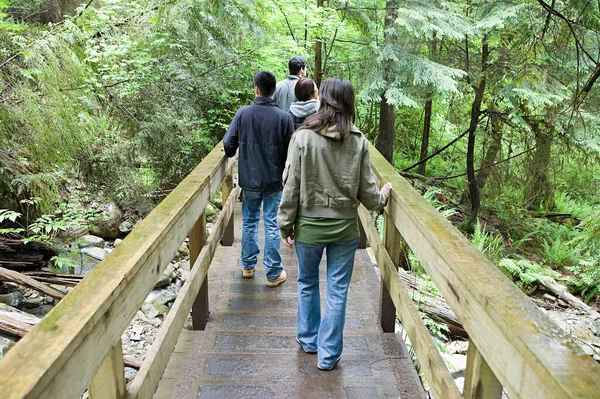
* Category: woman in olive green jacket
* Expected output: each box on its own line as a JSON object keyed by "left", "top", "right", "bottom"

{"left": 277, "top": 78, "right": 391, "bottom": 370}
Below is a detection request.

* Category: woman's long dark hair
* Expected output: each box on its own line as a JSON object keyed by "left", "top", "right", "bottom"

{"left": 301, "top": 78, "right": 355, "bottom": 139}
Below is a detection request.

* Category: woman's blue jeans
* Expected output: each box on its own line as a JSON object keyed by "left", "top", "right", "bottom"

{"left": 295, "top": 238, "right": 360, "bottom": 368}
{"left": 241, "top": 189, "right": 283, "bottom": 281}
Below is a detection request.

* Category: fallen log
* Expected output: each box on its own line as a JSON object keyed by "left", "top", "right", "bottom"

{"left": 0, "top": 311, "right": 39, "bottom": 337}
{"left": 540, "top": 281, "right": 600, "bottom": 319}
{"left": 0, "top": 236, "right": 57, "bottom": 270}
{"left": 0, "top": 266, "right": 65, "bottom": 300}
{"left": 397, "top": 269, "right": 468, "bottom": 339}
{"left": 0, "top": 311, "right": 141, "bottom": 370}
{"left": 22, "top": 271, "right": 84, "bottom": 287}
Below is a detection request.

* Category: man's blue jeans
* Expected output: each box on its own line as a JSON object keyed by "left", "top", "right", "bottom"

{"left": 241, "top": 189, "right": 283, "bottom": 280}
{"left": 295, "top": 238, "right": 360, "bottom": 369}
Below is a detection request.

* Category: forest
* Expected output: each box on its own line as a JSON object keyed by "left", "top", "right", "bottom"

{"left": 0, "top": 0, "right": 599, "bottom": 339}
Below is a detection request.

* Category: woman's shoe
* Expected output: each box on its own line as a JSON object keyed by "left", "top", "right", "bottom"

{"left": 317, "top": 357, "right": 341, "bottom": 371}
{"left": 295, "top": 337, "right": 317, "bottom": 354}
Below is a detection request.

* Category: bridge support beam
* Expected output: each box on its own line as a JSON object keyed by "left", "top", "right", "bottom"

{"left": 464, "top": 341, "right": 503, "bottom": 399}
{"left": 89, "top": 340, "right": 125, "bottom": 399}
{"left": 380, "top": 209, "right": 409, "bottom": 332}
{"left": 220, "top": 168, "right": 235, "bottom": 246}
{"left": 190, "top": 212, "right": 209, "bottom": 330}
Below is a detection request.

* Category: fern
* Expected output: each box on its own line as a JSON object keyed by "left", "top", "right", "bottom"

{"left": 498, "top": 258, "right": 559, "bottom": 294}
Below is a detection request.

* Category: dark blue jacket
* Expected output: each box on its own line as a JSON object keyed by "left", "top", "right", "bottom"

{"left": 223, "top": 97, "right": 294, "bottom": 192}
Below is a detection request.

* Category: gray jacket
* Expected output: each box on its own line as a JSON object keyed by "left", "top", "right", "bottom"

{"left": 273, "top": 75, "right": 301, "bottom": 112}
{"left": 277, "top": 125, "right": 388, "bottom": 232}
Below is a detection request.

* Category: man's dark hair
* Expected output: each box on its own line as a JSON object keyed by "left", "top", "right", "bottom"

{"left": 253, "top": 70, "right": 277, "bottom": 97}
{"left": 288, "top": 56, "right": 307, "bottom": 75}
{"left": 294, "top": 78, "right": 316, "bottom": 102}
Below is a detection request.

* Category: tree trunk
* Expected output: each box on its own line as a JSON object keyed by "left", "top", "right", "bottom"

{"left": 377, "top": 97, "right": 395, "bottom": 163}
{"left": 525, "top": 119, "right": 554, "bottom": 211}
{"left": 417, "top": 39, "right": 437, "bottom": 176}
{"left": 314, "top": 0, "right": 324, "bottom": 87}
{"left": 463, "top": 38, "right": 489, "bottom": 232}
{"left": 375, "top": 0, "right": 398, "bottom": 164}
{"left": 417, "top": 95, "right": 433, "bottom": 175}
{"left": 476, "top": 113, "right": 503, "bottom": 190}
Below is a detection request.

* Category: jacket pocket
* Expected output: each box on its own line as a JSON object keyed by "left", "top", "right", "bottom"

{"left": 306, "top": 182, "right": 328, "bottom": 206}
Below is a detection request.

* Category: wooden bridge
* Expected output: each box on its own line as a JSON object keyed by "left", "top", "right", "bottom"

{"left": 0, "top": 143, "right": 599, "bottom": 398}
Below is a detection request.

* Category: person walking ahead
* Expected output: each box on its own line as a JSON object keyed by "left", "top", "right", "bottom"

{"left": 273, "top": 56, "right": 307, "bottom": 112}
{"left": 224, "top": 70, "right": 294, "bottom": 287}
{"left": 277, "top": 78, "right": 392, "bottom": 370}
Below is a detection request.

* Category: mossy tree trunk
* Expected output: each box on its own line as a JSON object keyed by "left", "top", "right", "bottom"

{"left": 462, "top": 37, "right": 489, "bottom": 232}
{"left": 375, "top": 0, "right": 398, "bottom": 164}
{"left": 476, "top": 112, "right": 503, "bottom": 190}
{"left": 525, "top": 119, "right": 554, "bottom": 211}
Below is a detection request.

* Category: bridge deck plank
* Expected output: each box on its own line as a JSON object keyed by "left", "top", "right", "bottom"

{"left": 155, "top": 202, "right": 426, "bottom": 399}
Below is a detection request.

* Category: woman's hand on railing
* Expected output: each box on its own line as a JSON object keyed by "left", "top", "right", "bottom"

{"left": 381, "top": 183, "right": 392, "bottom": 197}
{"left": 283, "top": 234, "right": 295, "bottom": 249}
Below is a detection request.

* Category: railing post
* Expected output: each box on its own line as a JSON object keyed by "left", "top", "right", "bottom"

{"left": 380, "top": 210, "right": 409, "bottom": 332}
{"left": 88, "top": 340, "right": 125, "bottom": 399}
{"left": 220, "top": 168, "right": 235, "bottom": 246}
{"left": 464, "top": 340, "right": 503, "bottom": 399}
{"left": 190, "top": 211, "right": 208, "bottom": 330}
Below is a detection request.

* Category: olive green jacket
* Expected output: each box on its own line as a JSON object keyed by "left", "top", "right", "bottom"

{"left": 277, "top": 125, "right": 388, "bottom": 235}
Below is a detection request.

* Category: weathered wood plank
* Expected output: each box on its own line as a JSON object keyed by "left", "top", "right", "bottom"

{"left": 380, "top": 213, "right": 404, "bottom": 332}
{"left": 89, "top": 341, "right": 126, "bottom": 399}
{"left": 358, "top": 206, "right": 462, "bottom": 399}
{"left": 190, "top": 212, "right": 208, "bottom": 330}
{"left": 464, "top": 341, "right": 503, "bottom": 399}
{"left": 126, "top": 186, "right": 239, "bottom": 399}
{"left": 220, "top": 167, "right": 234, "bottom": 246}
{"left": 0, "top": 145, "right": 235, "bottom": 399}
{"left": 367, "top": 142, "right": 600, "bottom": 399}
{"left": 0, "top": 266, "right": 65, "bottom": 300}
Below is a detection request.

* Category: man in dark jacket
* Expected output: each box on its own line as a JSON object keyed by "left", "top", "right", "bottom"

{"left": 223, "top": 70, "right": 294, "bottom": 287}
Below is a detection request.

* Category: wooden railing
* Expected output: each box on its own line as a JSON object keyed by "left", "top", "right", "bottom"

{"left": 1, "top": 140, "right": 599, "bottom": 399}
{"left": 0, "top": 143, "right": 238, "bottom": 398}
{"left": 359, "top": 143, "right": 600, "bottom": 399}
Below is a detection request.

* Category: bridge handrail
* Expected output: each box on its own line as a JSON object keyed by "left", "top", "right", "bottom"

{"left": 366, "top": 142, "right": 600, "bottom": 399}
{"left": 0, "top": 142, "right": 235, "bottom": 398}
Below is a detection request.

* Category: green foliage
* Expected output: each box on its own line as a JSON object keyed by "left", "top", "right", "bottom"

{"left": 472, "top": 220, "right": 504, "bottom": 262}
{"left": 498, "top": 258, "right": 559, "bottom": 294}
{"left": 565, "top": 259, "right": 600, "bottom": 304}
{"left": 0, "top": 196, "right": 101, "bottom": 244}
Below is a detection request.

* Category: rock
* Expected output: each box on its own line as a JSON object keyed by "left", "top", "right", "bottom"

{"left": 119, "top": 220, "right": 133, "bottom": 234}
{"left": 124, "top": 368, "right": 137, "bottom": 382}
{"left": 0, "top": 291, "right": 23, "bottom": 307}
{"left": 81, "top": 246, "right": 109, "bottom": 261}
{"left": 593, "top": 319, "right": 600, "bottom": 337}
{"left": 78, "top": 235, "right": 105, "bottom": 248}
{"left": 141, "top": 302, "right": 170, "bottom": 319}
{"left": 205, "top": 203, "right": 217, "bottom": 217}
{"left": 445, "top": 340, "right": 469, "bottom": 355}
{"left": 449, "top": 354, "right": 467, "bottom": 372}
{"left": 154, "top": 263, "right": 175, "bottom": 288}
{"left": 594, "top": 354, "right": 600, "bottom": 362}
{"left": 0, "top": 333, "right": 17, "bottom": 359}
{"left": 177, "top": 243, "right": 189, "bottom": 258}
{"left": 22, "top": 297, "right": 43, "bottom": 309}
{"left": 151, "top": 293, "right": 177, "bottom": 307}
{"left": 22, "top": 305, "right": 54, "bottom": 318}
{"left": 90, "top": 203, "right": 123, "bottom": 239}
{"left": 181, "top": 259, "right": 190, "bottom": 272}
{"left": 180, "top": 269, "right": 189, "bottom": 282}
{"left": 114, "top": 238, "right": 123, "bottom": 247}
